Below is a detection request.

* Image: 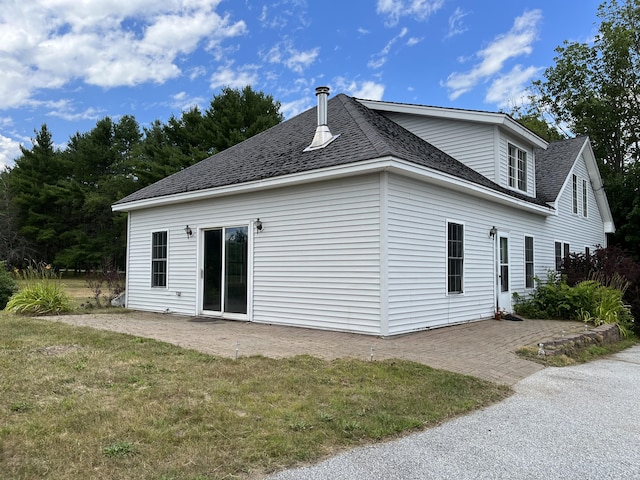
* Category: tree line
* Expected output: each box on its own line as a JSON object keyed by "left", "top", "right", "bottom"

{"left": 0, "top": 86, "right": 283, "bottom": 270}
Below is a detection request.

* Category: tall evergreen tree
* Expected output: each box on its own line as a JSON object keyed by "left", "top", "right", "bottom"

{"left": 9, "top": 125, "right": 70, "bottom": 263}
{"left": 205, "top": 86, "right": 283, "bottom": 153}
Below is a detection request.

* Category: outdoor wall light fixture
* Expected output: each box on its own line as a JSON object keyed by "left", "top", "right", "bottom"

{"left": 489, "top": 226, "right": 497, "bottom": 238}
{"left": 255, "top": 218, "right": 263, "bottom": 232}
{"left": 184, "top": 225, "right": 193, "bottom": 238}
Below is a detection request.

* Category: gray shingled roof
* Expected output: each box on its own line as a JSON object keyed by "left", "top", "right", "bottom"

{"left": 535, "top": 136, "right": 587, "bottom": 203}
{"left": 114, "top": 94, "right": 548, "bottom": 207}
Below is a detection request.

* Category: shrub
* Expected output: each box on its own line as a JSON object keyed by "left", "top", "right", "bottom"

{"left": 0, "top": 261, "right": 18, "bottom": 309}
{"left": 514, "top": 272, "right": 634, "bottom": 337}
{"left": 514, "top": 272, "right": 590, "bottom": 320}
{"left": 561, "top": 245, "right": 640, "bottom": 335}
{"left": 85, "top": 260, "right": 125, "bottom": 308}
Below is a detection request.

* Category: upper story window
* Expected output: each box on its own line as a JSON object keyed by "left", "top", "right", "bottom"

{"left": 582, "top": 179, "right": 588, "bottom": 217}
{"left": 572, "top": 174, "right": 578, "bottom": 214}
{"left": 508, "top": 144, "right": 527, "bottom": 191}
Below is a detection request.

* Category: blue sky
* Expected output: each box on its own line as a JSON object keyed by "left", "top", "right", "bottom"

{"left": 0, "top": 0, "right": 603, "bottom": 170}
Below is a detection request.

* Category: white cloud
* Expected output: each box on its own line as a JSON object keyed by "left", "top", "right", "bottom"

{"left": 171, "top": 91, "right": 206, "bottom": 112}
{"left": 334, "top": 78, "right": 385, "bottom": 100}
{"left": 257, "top": 1, "right": 308, "bottom": 30}
{"left": 280, "top": 97, "right": 313, "bottom": 119}
{"left": 444, "top": 9, "right": 542, "bottom": 101}
{"left": 445, "top": 7, "right": 470, "bottom": 39}
{"left": 188, "top": 66, "right": 207, "bottom": 81}
{"left": 47, "top": 106, "right": 104, "bottom": 122}
{"left": 0, "top": 134, "right": 22, "bottom": 171}
{"left": 368, "top": 28, "right": 408, "bottom": 69}
{"left": 261, "top": 40, "right": 319, "bottom": 74}
{"left": 485, "top": 65, "right": 542, "bottom": 108}
{"left": 209, "top": 64, "right": 259, "bottom": 90}
{"left": 377, "top": 0, "right": 444, "bottom": 26}
{"left": 0, "top": 0, "right": 247, "bottom": 108}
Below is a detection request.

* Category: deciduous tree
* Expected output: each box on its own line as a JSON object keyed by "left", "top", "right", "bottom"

{"left": 530, "top": 0, "right": 640, "bottom": 257}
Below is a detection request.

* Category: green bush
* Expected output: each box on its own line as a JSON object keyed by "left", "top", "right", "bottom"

{"left": 0, "top": 261, "right": 18, "bottom": 309}
{"left": 561, "top": 246, "right": 640, "bottom": 335}
{"left": 514, "top": 272, "right": 634, "bottom": 337}
{"left": 4, "top": 282, "right": 73, "bottom": 316}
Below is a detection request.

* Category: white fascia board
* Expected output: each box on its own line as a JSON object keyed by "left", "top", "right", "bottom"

{"left": 112, "top": 160, "right": 388, "bottom": 211}
{"left": 357, "top": 98, "right": 548, "bottom": 149}
{"left": 579, "top": 140, "right": 616, "bottom": 233}
{"left": 112, "top": 157, "right": 554, "bottom": 216}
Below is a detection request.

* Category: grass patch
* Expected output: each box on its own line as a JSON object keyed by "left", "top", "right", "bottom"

{"left": 0, "top": 314, "right": 511, "bottom": 479}
{"left": 516, "top": 336, "right": 638, "bottom": 367}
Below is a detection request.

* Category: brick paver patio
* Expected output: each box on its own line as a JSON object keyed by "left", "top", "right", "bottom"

{"left": 44, "top": 313, "right": 585, "bottom": 385}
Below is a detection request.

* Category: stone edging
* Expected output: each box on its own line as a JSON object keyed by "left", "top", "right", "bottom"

{"left": 538, "top": 324, "right": 621, "bottom": 356}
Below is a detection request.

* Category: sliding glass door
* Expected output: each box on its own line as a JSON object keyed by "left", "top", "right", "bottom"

{"left": 202, "top": 226, "right": 248, "bottom": 315}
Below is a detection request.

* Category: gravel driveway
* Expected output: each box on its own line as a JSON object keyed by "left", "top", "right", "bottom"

{"left": 267, "top": 345, "right": 640, "bottom": 480}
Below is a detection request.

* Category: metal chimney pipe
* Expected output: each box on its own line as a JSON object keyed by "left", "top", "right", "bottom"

{"left": 316, "top": 86, "right": 330, "bottom": 126}
{"left": 304, "top": 86, "right": 338, "bottom": 151}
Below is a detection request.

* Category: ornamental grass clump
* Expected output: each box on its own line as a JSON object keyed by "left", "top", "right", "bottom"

{"left": 4, "top": 261, "right": 73, "bottom": 315}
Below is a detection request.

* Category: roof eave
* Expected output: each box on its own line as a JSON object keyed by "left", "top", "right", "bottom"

{"left": 580, "top": 140, "right": 616, "bottom": 233}
{"left": 112, "top": 157, "right": 554, "bottom": 216}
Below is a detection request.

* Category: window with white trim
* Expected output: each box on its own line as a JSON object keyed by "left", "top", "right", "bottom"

{"left": 151, "top": 231, "right": 168, "bottom": 287}
{"left": 582, "top": 179, "right": 588, "bottom": 217}
{"left": 447, "top": 222, "right": 464, "bottom": 294}
{"left": 508, "top": 144, "right": 527, "bottom": 191}
{"left": 555, "top": 241, "right": 562, "bottom": 271}
{"left": 525, "top": 236, "right": 534, "bottom": 288}
{"left": 572, "top": 174, "right": 578, "bottom": 214}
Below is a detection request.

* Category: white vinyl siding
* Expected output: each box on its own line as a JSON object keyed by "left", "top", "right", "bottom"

{"left": 123, "top": 149, "right": 609, "bottom": 336}
{"left": 386, "top": 174, "right": 543, "bottom": 334}
{"left": 125, "top": 175, "right": 382, "bottom": 334}
{"left": 383, "top": 112, "right": 498, "bottom": 181}
{"left": 551, "top": 154, "right": 605, "bottom": 254}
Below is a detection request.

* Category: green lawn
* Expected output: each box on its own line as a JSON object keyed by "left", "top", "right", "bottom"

{"left": 0, "top": 314, "right": 511, "bottom": 479}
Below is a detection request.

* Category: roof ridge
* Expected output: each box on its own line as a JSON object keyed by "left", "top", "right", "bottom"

{"left": 336, "top": 94, "right": 393, "bottom": 157}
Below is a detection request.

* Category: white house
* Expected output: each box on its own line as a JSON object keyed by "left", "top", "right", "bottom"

{"left": 112, "top": 87, "right": 615, "bottom": 336}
